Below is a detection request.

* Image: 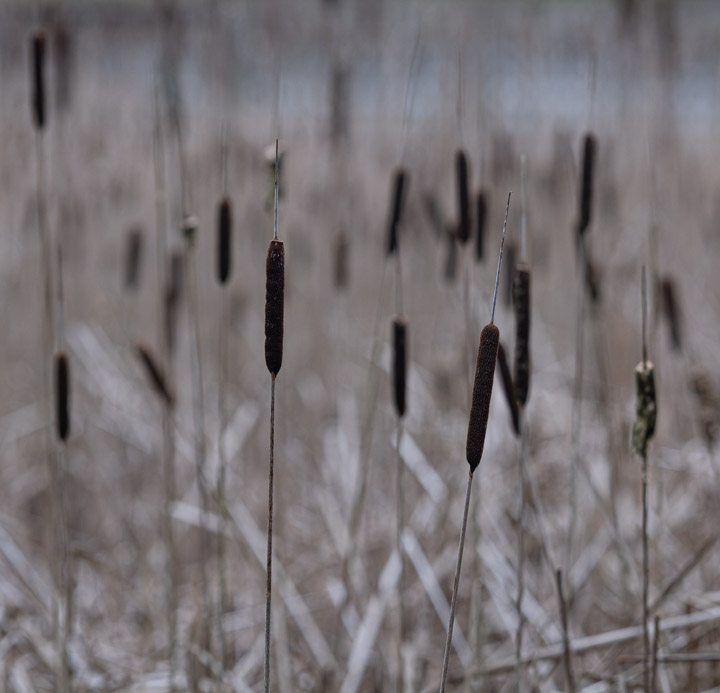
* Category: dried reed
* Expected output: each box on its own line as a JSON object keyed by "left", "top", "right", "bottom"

{"left": 439, "top": 192, "right": 510, "bottom": 693}
{"left": 556, "top": 569, "right": 576, "bottom": 693}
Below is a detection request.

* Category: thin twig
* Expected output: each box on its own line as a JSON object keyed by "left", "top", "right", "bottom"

{"left": 264, "top": 376, "right": 277, "bottom": 693}
{"left": 556, "top": 569, "right": 576, "bottom": 693}
{"left": 514, "top": 410, "right": 527, "bottom": 692}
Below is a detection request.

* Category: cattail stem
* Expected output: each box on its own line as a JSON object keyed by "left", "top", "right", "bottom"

{"left": 556, "top": 569, "right": 576, "bottom": 693}
{"left": 439, "top": 471, "right": 474, "bottom": 693}
{"left": 650, "top": 616, "right": 660, "bottom": 693}
{"left": 395, "top": 418, "right": 405, "bottom": 693}
{"left": 264, "top": 376, "right": 277, "bottom": 693}
{"left": 514, "top": 410, "right": 527, "bottom": 692}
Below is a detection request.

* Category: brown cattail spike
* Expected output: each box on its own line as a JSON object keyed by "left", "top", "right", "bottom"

{"left": 124, "top": 227, "right": 143, "bottom": 290}
{"left": 577, "top": 133, "right": 596, "bottom": 237}
{"left": 513, "top": 263, "right": 531, "bottom": 405}
{"left": 632, "top": 361, "right": 656, "bottom": 457}
{"left": 659, "top": 277, "right": 681, "bottom": 352}
{"left": 31, "top": 32, "right": 46, "bottom": 130}
{"left": 475, "top": 191, "right": 487, "bottom": 261}
{"left": 497, "top": 342, "right": 520, "bottom": 436}
{"left": 455, "top": 150, "right": 470, "bottom": 244}
{"left": 265, "top": 239, "right": 285, "bottom": 376}
{"left": 466, "top": 324, "right": 500, "bottom": 471}
{"left": 392, "top": 316, "right": 407, "bottom": 418}
{"left": 217, "top": 196, "right": 232, "bottom": 285}
{"left": 334, "top": 232, "right": 349, "bottom": 290}
{"left": 136, "top": 344, "right": 174, "bottom": 406}
{"left": 386, "top": 168, "right": 408, "bottom": 256}
{"left": 55, "top": 352, "right": 70, "bottom": 441}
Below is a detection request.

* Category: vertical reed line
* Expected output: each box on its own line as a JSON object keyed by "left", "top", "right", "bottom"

{"left": 439, "top": 193, "right": 510, "bottom": 693}
{"left": 556, "top": 569, "right": 576, "bottom": 693}
{"left": 152, "top": 79, "right": 178, "bottom": 688}
{"left": 264, "top": 140, "right": 285, "bottom": 693}
{"left": 632, "top": 267, "right": 657, "bottom": 693}
{"left": 215, "top": 127, "right": 231, "bottom": 689}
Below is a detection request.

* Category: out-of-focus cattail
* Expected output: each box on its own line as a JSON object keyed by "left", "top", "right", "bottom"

{"left": 577, "top": 133, "right": 596, "bottom": 237}
{"left": 475, "top": 190, "right": 487, "bottom": 261}
{"left": 513, "top": 263, "right": 531, "bottom": 405}
{"left": 504, "top": 242, "right": 516, "bottom": 307}
{"left": 632, "top": 361, "right": 656, "bottom": 457}
{"left": 136, "top": 343, "right": 174, "bottom": 406}
{"left": 689, "top": 367, "right": 719, "bottom": 449}
{"left": 444, "top": 226, "right": 458, "bottom": 282}
{"left": 164, "top": 251, "right": 183, "bottom": 354}
{"left": 584, "top": 255, "right": 601, "bottom": 304}
{"left": 392, "top": 316, "right": 407, "bottom": 418}
{"left": 466, "top": 323, "right": 500, "bottom": 471}
{"left": 334, "top": 231, "right": 349, "bottom": 290}
{"left": 217, "top": 196, "right": 232, "bottom": 285}
{"left": 455, "top": 149, "right": 470, "bottom": 244}
{"left": 659, "top": 276, "right": 682, "bottom": 352}
{"left": 386, "top": 168, "right": 408, "bottom": 256}
{"left": 422, "top": 192, "right": 444, "bottom": 239}
{"left": 31, "top": 31, "right": 46, "bottom": 130}
{"left": 55, "top": 352, "right": 70, "bottom": 441}
{"left": 497, "top": 342, "right": 520, "bottom": 436}
{"left": 124, "top": 227, "right": 144, "bottom": 291}
{"left": 265, "top": 239, "right": 285, "bottom": 377}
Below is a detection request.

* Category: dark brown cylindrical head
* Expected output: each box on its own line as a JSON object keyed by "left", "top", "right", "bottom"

{"left": 265, "top": 239, "right": 285, "bottom": 376}
{"left": 577, "top": 132, "right": 596, "bottom": 237}
{"left": 660, "top": 277, "right": 682, "bottom": 352}
{"left": 31, "top": 31, "right": 46, "bottom": 130}
{"left": 124, "top": 227, "right": 143, "bottom": 291}
{"left": 497, "top": 342, "right": 520, "bottom": 436}
{"left": 217, "top": 196, "right": 232, "bottom": 285}
{"left": 475, "top": 190, "right": 487, "bottom": 261}
{"left": 632, "top": 361, "right": 656, "bottom": 457}
{"left": 334, "top": 232, "right": 349, "bottom": 291}
{"left": 466, "top": 323, "right": 500, "bottom": 471}
{"left": 513, "top": 263, "right": 531, "bottom": 406}
{"left": 135, "top": 343, "right": 174, "bottom": 406}
{"left": 392, "top": 316, "right": 407, "bottom": 418}
{"left": 386, "top": 168, "right": 408, "bottom": 256}
{"left": 455, "top": 149, "right": 470, "bottom": 244}
{"left": 55, "top": 352, "right": 70, "bottom": 441}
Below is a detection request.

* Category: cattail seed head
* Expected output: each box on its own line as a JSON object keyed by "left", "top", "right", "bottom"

{"left": 265, "top": 239, "right": 285, "bottom": 377}
{"left": 392, "top": 316, "right": 408, "bottom": 418}
{"left": 577, "top": 132, "right": 596, "bottom": 237}
{"left": 386, "top": 168, "right": 408, "bottom": 256}
{"left": 513, "top": 263, "right": 531, "bottom": 406}
{"left": 632, "top": 361, "right": 656, "bottom": 457}
{"left": 475, "top": 190, "right": 487, "bottom": 261}
{"left": 455, "top": 149, "right": 470, "bottom": 244}
{"left": 31, "top": 31, "right": 46, "bottom": 130}
{"left": 497, "top": 342, "right": 520, "bottom": 436}
{"left": 659, "top": 277, "right": 682, "bottom": 352}
{"left": 55, "top": 352, "right": 70, "bottom": 441}
{"left": 334, "top": 231, "right": 349, "bottom": 291}
{"left": 136, "top": 343, "right": 174, "bottom": 406}
{"left": 124, "top": 227, "right": 144, "bottom": 291}
{"left": 217, "top": 196, "right": 232, "bottom": 285}
{"left": 466, "top": 323, "right": 500, "bottom": 471}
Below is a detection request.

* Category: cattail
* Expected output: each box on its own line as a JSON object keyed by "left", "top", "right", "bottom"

{"left": 334, "top": 231, "right": 349, "bottom": 290}
{"left": 444, "top": 226, "right": 458, "bottom": 282}
{"left": 513, "top": 263, "right": 531, "bottom": 405}
{"left": 466, "top": 324, "right": 500, "bottom": 471}
{"left": 265, "top": 239, "right": 285, "bottom": 377}
{"left": 392, "top": 316, "right": 407, "bottom": 418}
{"left": 386, "top": 168, "right": 408, "bottom": 256}
{"left": 31, "top": 31, "right": 46, "bottom": 130}
{"left": 632, "top": 361, "right": 656, "bottom": 457}
{"left": 659, "top": 276, "right": 682, "bottom": 351}
{"left": 475, "top": 190, "right": 487, "bottom": 261}
{"left": 55, "top": 352, "right": 70, "bottom": 441}
{"left": 455, "top": 149, "right": 470, "bottom": 244}
{"left": 577, "top": 133, "right": 596, "bottom": 237}
{"left": 504, "top": 242, "right": 516, "bottom": 307}
{"left": 497, "top": 342, "right": 520, "bottom": 436}
{"left": 136, "top": 343, "right": 174, "bottom": 406}
{"left": 584, "top": 255, "right": 601, "bottom": 304}
{"left": 124, "top": 227, "right": 144, "bottom": 290}
{"left": 217, "top": 196, "right": 232, "bottom": 285}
